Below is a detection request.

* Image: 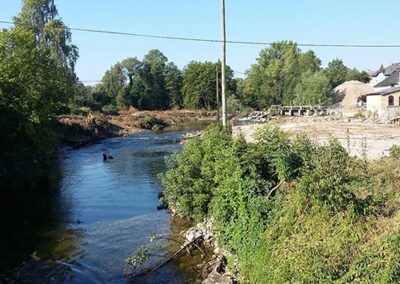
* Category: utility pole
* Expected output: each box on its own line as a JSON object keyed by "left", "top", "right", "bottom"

{"left": 216, "top": 65, "right": 220, "bottom": 123}
{"left": 220, "top": 0, "right": 227, "bottom": 128}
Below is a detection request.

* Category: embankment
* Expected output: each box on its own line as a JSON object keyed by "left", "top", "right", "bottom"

{"left": 161, "top": 124, "right": 400, "bottom": 283}
{"left": 57, "top": 110, "right": 216, "bottom": 148}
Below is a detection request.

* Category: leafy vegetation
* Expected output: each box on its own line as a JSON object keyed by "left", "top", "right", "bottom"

{"left": 162, "top": 124, "right": 400, "bottom": 283}
{"left": 0, "top": 0, "right": 77, "bottom": 188}
{"left": 73, "top": 41, "right": 370, "bottom": 114}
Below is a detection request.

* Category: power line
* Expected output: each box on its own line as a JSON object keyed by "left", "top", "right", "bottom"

{"left": 2, "top": 20, "right": 400, "bottom": 49}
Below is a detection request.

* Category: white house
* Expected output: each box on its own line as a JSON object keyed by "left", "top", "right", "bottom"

{"left": 366, "top": 86, "right": 400, "bottom": 119}
{"left": 370, "top": 63, "right": 400, "bottom": 90}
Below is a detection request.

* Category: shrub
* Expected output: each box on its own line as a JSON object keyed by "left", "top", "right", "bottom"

{"left": 389, "top": 144, "right": 400, "bottom": 159}
{"left": 161, "top": 124, "right": 231, "bottom": 221}
{"left": 101, "top": 104, "right": 119, "bottom": 115}
{"left": 162, "top": 123, "right": 400, "bottom": 283}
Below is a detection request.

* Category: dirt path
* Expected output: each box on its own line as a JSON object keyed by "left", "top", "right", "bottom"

{"left": 233, "top": 117, "right": 400, "bottom": 160}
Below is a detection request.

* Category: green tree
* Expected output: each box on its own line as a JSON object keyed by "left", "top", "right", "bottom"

{"left": 121, "top": 57, "right": 142, "bottom": 87}
{"left": 299, "top": 50, "right": 321, "bottom": 73}
{"left": 165, "top": 62, "right": 183, "bottom": 108}
{"left": 182, "top": 61, "right": 234, "bottom": 109}
{"left": 294, "top": 71, "right": 332, "bottom": 105}
{"left": 359, "top": 71, "right": 371, "bottom": 83}
{"left": 100, "top": 63, "right": 127, "bottom": 108}
{"left": 243, "top": 41, "right": 322, "bottom": 109}
{"left": 95, "top": 50, "right": 182, "bottom": 111}
{"left": 14, "top": 0, "right": 78, "bottom": 70}
{"left": 0, "top": 27, "right": 76, "bottom": 187}
{"left": 325, "top": 59, "right": 348, "bottom": 88}
{"left": 136, "top": 49, "right": 169, "bottom": 110}
{"left": 346, "top": 68, "right": 362, "bottom": 82}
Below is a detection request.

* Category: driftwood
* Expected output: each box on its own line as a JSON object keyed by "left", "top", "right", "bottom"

{"left": 127, "top": 235, "right": 205, "bottom": 281}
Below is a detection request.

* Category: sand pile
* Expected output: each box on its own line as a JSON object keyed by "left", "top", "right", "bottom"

{"left": 331, "top": 81, "right": 374, "bottom": 116}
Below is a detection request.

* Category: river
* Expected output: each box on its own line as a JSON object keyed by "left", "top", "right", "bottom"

{"left": 0, "top": 124, "right": 209, "bottom": 283}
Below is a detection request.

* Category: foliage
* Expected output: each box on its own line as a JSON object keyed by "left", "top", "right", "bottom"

{"left": 165, "top": 62, "right": 183, "bottom": 108}
{"left": 226, "top": 95, "right": 240, "bottom": 118}
{"left": 389, "top": 144, "right": 400, "bottom": 158}
{"left": 14, "top": 0, "right": 78, "bottom": 71}
{"left": 101, "top": 104, "right": 119, "bottom": 115}
{"left": 294, "top": 70, "right": 332, "bottom": 105}
{"left": 325, "top": 59, "right": 349, "bottom": 88}
{"left": 182, "top": 61, "right": 235, "bottom": 110}
{"left": 161, "top": 125, "right": 232, "bottom": 221}
{"left": 0, "top": 1, "right": 77, "bottom": 188}
{"left": 82, "top": 50, "right": 183, "bottom": 112}
{"left": 241, "top": 41, "right": 324, "bottom": 109}
{"left": 346, "top": 68, "right": 371, "bottom": 83}
{"left": 100, "top": 63, "right": 126, "bottom": 104}
{"left": 162, "top": 123, "right": 400, "bottom": 283}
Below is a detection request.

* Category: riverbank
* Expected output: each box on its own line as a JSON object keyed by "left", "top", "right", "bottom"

{"left": 56, "top": 109, "right": 216, "bottom": 148}
{"left": 161, "top": 124, "right": 400, "bottom": 283}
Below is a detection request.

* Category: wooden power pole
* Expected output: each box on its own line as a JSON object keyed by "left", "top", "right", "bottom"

{"left": 216, "top": 65, "right": 220, "bottom": 123}
{"left": 220, "top": 0, "right": 227, "bottom": 128}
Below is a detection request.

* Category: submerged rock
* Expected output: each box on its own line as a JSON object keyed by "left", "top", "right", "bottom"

{"left": 151, "top": 124, "right": 164, "bottom": 132}
{"left": 156, "top": 202, "right": 168, "bottom": 210}
{"left": 202, "top": 255, "right": 235, "bottom": 284}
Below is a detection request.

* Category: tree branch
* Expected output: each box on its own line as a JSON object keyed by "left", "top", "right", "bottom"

{"left": 267, "top": 180, "right": 284, "bottom": 199}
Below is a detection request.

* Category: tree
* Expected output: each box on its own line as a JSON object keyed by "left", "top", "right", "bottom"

{"left": 294, "top": 71, "right": 332, "bottom": 105}
{"left": 359, "top": 71, "right": 371, "bottom": 83}
{"left": 243, "top": 41, "right": 323, "bottom": 109}
{"left": 325, "top": 59, "right": 348, "bottom": 88}
{"left": 121, "top": 57, "right": 142, "bottom": 87}
{"left": 345, "top": 68, "right": 371, "bottom": 84}
{"left": 0, "top": 28, "right": 76, "bottom": 187}
{"left": 182, "top": 61, "right": 234, "bottom": 110}
{"left": 14, "top": 0, "right": 78, "bottom": 71}
{"left": 165, "top": 62, "right": 183, "bottom": 108}
{"left": 93, "top": 50, "right": 183, "bottom": 111}
{"left": 100, "top": 63, "right": 127, "bottom": 106}
{"left": 137, "top": 49, "right": 169, "bottom": 110}
{"left": 299, "top": 50, "right": 321, "bottom": 73}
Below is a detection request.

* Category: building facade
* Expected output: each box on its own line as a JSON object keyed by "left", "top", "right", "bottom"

{"left": 366, "top": 87, "right": 400, "bottom": 119}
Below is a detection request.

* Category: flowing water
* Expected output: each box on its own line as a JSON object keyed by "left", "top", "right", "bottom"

{"left": 0, "top": 123, "right": 210, "bottom": 283}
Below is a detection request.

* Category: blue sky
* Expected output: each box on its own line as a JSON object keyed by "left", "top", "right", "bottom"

{"left": 1, "top": 0, "right": 400, "bottom": 83}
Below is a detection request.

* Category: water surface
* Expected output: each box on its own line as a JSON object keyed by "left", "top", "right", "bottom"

{"left": 0, "top": 124, "right": 210, "bottom": 283}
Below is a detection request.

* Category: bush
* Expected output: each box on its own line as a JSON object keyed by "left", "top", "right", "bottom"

{"left": 390, "top": 144, "right": 400, "bottom": 159}
{"left": 101, "top": 104, "right": 119, "bottom": 115}
{"left": 238, "top": 106, "right": 252, "bottom": 117}
{"left": 226, "top": 95, "right": 240, "bottom": 118}
{"left": 162, "top": 123, "right": 400, "bottom": 283}
{"left": 69, "top": 105, "right": 91, "bottom": 116}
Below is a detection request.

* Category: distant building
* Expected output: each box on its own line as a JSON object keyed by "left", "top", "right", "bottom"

{"left": 370, "top": 63, "right": 400, "bottom": 89}
{"left": 366, "top": 86, "right": 400, "bottom": 119}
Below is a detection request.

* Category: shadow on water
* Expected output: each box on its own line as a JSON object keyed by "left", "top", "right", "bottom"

{"left": 0, "top": 122, "right": 214, "bottom": 283}
{"left": 0, "top": 168, "right": 85, "bottom": 282}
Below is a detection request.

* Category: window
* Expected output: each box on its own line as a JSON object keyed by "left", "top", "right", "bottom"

{"left": 388, "top": 95, "right": 394, "bottom": 106}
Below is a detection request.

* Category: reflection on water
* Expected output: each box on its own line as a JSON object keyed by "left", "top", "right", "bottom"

{"left": 0, "top": 123, "right": 211, "bottom": 283}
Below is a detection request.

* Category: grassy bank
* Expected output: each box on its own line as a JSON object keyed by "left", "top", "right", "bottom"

{"left": 161, "top": 124, "right": 400, "bottom": 283}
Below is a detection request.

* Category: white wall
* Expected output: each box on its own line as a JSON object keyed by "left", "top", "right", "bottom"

{"left": 370, "top": 73, "right": 386, "bottom": 86}
{"left": 366, "top": 95, "right": 383, "bottom": 116}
